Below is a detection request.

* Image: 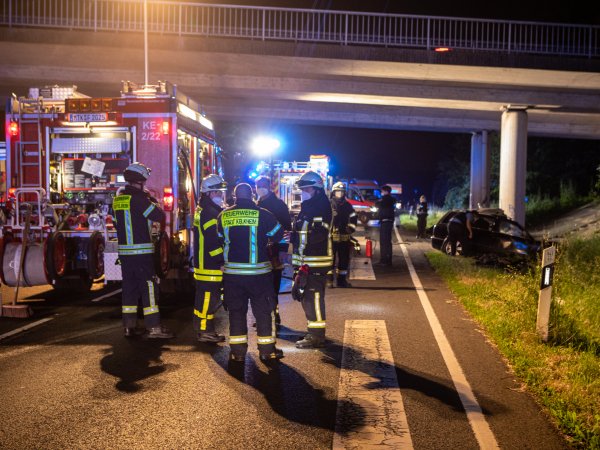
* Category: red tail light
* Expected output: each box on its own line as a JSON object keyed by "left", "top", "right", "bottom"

{"left": 163, "top": 187, "right": 174, "bottom": 212}
{"left": 9, "top": 121, "right": 19, "bottom": 136}
{"left": 8, "top": 188, "right": 16, "bottom": 199}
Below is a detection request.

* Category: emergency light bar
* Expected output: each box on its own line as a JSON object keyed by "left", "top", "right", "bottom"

{"left": 66, "top": 98, "right": 113, "bottom": 113}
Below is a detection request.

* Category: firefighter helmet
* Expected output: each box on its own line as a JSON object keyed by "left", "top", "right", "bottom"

{"left": 200, "top": 174, "right": 227, "bottom": 193}
{"left": 124, "top": 162, "right": 151, "bottom": 183}
{"left": 332, "top": 181, "right": 346, "bottom": 192}
{"left": 296, "top": 171, "right": 324, "bottom": 189}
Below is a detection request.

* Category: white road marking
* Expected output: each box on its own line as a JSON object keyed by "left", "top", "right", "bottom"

{"left": 91, "top": 289, "right": 122, "bottom": 302}
{"left": 0, "top": 318, "right": 54, "bottom": 342}
{"left": 333, "top": 319, "right": 413, "bottom": 449}
{"left": 394, "top": 227, "right": 499, "bottom": 449}
{"left": 349, "top": 256, "right": 376, "bottom": 280}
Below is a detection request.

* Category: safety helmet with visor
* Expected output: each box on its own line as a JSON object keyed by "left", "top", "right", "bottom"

{"left": 296, "top": 171, "right": 324, "bottom": 190}
{"left": 200, "top": 174, "right": 228, "bottom": 193}
{"left": 124, "top": 162, "right": 151, "bottom": 183}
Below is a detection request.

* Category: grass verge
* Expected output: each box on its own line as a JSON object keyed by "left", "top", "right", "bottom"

{"left": 426, "top": 237, "right": 600, "bottom": 449}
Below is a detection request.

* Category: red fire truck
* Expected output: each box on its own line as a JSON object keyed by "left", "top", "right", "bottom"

{"left": 261, "top": 154, "right": 331, "bottom": 216}
{"left": 2, "top": 81, "right": 223, "bottom": 291}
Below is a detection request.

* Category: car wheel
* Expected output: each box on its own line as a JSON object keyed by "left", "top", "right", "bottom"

{"left": 442, "top": 238, "right": 463, "bottom": 256}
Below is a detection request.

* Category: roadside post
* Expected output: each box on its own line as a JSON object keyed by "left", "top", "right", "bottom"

{"left": 536, "top": 245, "right": 556, "bottom": 342}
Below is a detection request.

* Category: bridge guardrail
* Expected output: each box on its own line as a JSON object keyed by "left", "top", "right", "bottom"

{"left": 0, "top": 0, "right": 598, "bottom": 58}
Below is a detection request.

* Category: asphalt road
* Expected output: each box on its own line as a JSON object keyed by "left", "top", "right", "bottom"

{"left": 0, "top": 228, "right": 568, "bottom": 449}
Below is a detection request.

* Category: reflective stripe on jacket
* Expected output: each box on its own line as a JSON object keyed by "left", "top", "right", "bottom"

{"left": 193, "top": 196, "right": 224, "bottom": 282}
{"left": 291, "top": 190, "right": 333, "bottom": 270}
{"left": 113, "top": 185, "right": 165, "bottom": 256}
{"left": 217, "top": 198, "right": 285, "bottom": 275}
{"left": 331, "top": 198, "right": 358, "bottom": 242}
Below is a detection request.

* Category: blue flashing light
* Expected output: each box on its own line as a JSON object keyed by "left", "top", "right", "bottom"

{"left": 249, "top": 171, "right": 258, "bottom": 179}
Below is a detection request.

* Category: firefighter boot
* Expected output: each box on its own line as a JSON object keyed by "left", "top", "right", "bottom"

{"left": 337, "top": 274, "right": 352, "bottom": 288}
{"left": 147, "top": 325, "right": 174, "bottom": 339}
{"left": 326, "top": 273, "right": 335, "bottom": 288}
{"left": 124, "top": 327, "right": 143, "bottom": 338}
{"left": 259, "top": 347, "right": 284, "bottom": 363}
{"left": 198, "top": 331, "right": 226, "bottom": 344}
{"left": 295, "top": 334, "right": 326, "bottom": 349}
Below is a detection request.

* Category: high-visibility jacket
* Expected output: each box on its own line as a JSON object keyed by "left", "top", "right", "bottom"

{"left": 217, "top": 198, "right": 284, "bottom": 275}
{"left": 291, "top": 190, "right": 333, "bottom": 271}
{"left": 113, "top": 185, "right": 165, "bottom": 256}
{"left": 193, "top": 195, "right": 224, "bottom": 283}
{"left": 330, "top": 197, "right": 357, "bottom": 242}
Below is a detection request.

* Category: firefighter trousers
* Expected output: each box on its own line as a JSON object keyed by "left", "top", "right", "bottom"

{"left": 301, "top": 272, "right": 327, "bottom": 339}
{"left": 193, "top": 281, "right": 222, "bottom": 334}
{"left": 332, "top": 240, "right": 351, "bottom": 275}
{"left": 223, "top": 273, "right": 277, "bottom": 357}
{"left": 120, "top": 255, "right": 161, "bottom": 329}
{"left": 379, "top": 220, "right": 394, "bottom": 264}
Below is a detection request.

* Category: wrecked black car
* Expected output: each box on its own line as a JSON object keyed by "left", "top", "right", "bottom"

{"left": 429, "top": 208, "right": 541, "bottom": 265}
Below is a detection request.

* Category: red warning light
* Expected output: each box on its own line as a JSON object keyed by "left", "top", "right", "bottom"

{"left": 162, "top": 121, "right": 170, "bottom": 135}
{"left": 434, "top": 47, "right": 451, "bottom": 52}
{"left": 9, "top": 121, "right": 19, "bottom": 136}
{"left": 163, "top": 187, "right": 174, "bottom": 212}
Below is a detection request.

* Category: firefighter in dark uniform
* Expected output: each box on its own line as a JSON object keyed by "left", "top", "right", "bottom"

{"left": 217, "top": 183, "right": 285, "bottom": 363}
{"left": 193, "top": 174, "right": 228, "bottom": 343}
{"left": 329, "top": 181, "right": 358, "bottom": 288}
{"left": 375, "top": 185, "right": 396, "bottom": 266}
{"left": 291, "top": 171, "right": 333, "bottom": 349}
{"left": 113, "top": 162, "right": 173, "bottom": 338}
{"left": 255, "top": 175, "right": 292, "bottom": 326}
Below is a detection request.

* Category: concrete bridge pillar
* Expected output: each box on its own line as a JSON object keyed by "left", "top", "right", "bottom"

{"left": 499, "top": 106, "right": 528, "bottom": 226}
{"left": 469, "top": 130, "right": 490, "bottom": 209}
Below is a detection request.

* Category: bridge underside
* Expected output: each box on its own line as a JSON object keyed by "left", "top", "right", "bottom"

{"left": 1, "top": 27, "right": 599, "bottom": 225}
{"left": 1, "top": 28, "right": 600, "bottom": 139}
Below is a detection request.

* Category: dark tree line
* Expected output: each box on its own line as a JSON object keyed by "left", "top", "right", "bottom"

{"left": 433, "top": 133, "right": 600, "bottom": 210}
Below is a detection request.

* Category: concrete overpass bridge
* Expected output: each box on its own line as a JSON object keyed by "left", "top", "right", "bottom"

{"left": 1, "top": 1, "right": 600, "bottom": 224}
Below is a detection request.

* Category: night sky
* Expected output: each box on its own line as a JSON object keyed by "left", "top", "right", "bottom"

{"left": 210, "top": 1, "right": 598, "bottom": 203}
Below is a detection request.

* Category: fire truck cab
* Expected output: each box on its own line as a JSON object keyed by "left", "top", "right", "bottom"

{"left": 2, "top": 81, "right": 222, "bottom": 291}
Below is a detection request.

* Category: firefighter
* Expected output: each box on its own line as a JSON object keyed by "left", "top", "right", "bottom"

{"left": 217, "top": 183, "right": 285, "bottom": 363}
{"left": 375, "top": 185, "right": 395, "bottom": 266}
{"left": 255, "top": 175, "right": 292, "bottom": 326}
{"left": 291, "top": 171, "right": 333, "bottom": 349}
{"left": 113, "top": 162, "right": 173, "bottom": 339}
{"left": 329, "top": 181, "right": 357, "bottom": 288}
{"left": 192, "top": 174, "right": 228, "bottom": 344}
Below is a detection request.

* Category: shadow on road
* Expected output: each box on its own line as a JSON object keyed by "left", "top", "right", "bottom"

{"left": 212, "top": 349, "right": 362, "bottom": 434}
{"left": 100, "top": 339, "right": 178, "bottom": 393}
{"left": 276, "top": 328, "right": 507, "bottom": 418}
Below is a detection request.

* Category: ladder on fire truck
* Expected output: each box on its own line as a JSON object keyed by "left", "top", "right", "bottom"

{"left": 15, "top": 96, "right": 44, "bottom": 189}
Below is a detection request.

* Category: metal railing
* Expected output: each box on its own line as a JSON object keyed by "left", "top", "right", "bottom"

{"left": 0, "top": 0, "right": 598, "bottom": 58}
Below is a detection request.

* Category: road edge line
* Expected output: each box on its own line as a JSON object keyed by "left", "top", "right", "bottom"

{"left": 395, "top": 226, "right": 499, "bottom": 449}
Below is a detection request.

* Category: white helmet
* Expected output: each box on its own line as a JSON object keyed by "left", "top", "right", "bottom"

{"left": 296, "top": 171, "right": 324, "bottom": 189}
{"left": 332, "top": 181, "right": 346, "bottom": 192}
{"left": 200, "top": 174, "right": 227, "bottom": 193}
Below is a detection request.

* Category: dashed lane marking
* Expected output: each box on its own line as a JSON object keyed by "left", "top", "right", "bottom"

{"left": 395, "top": 227, "right": 499, "bottom": 449}
{"left": 333, "top": 319, "right": 413, "bottom": 449}
{"left": 0, "top": 318, "right": 54, "bottom": 342}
